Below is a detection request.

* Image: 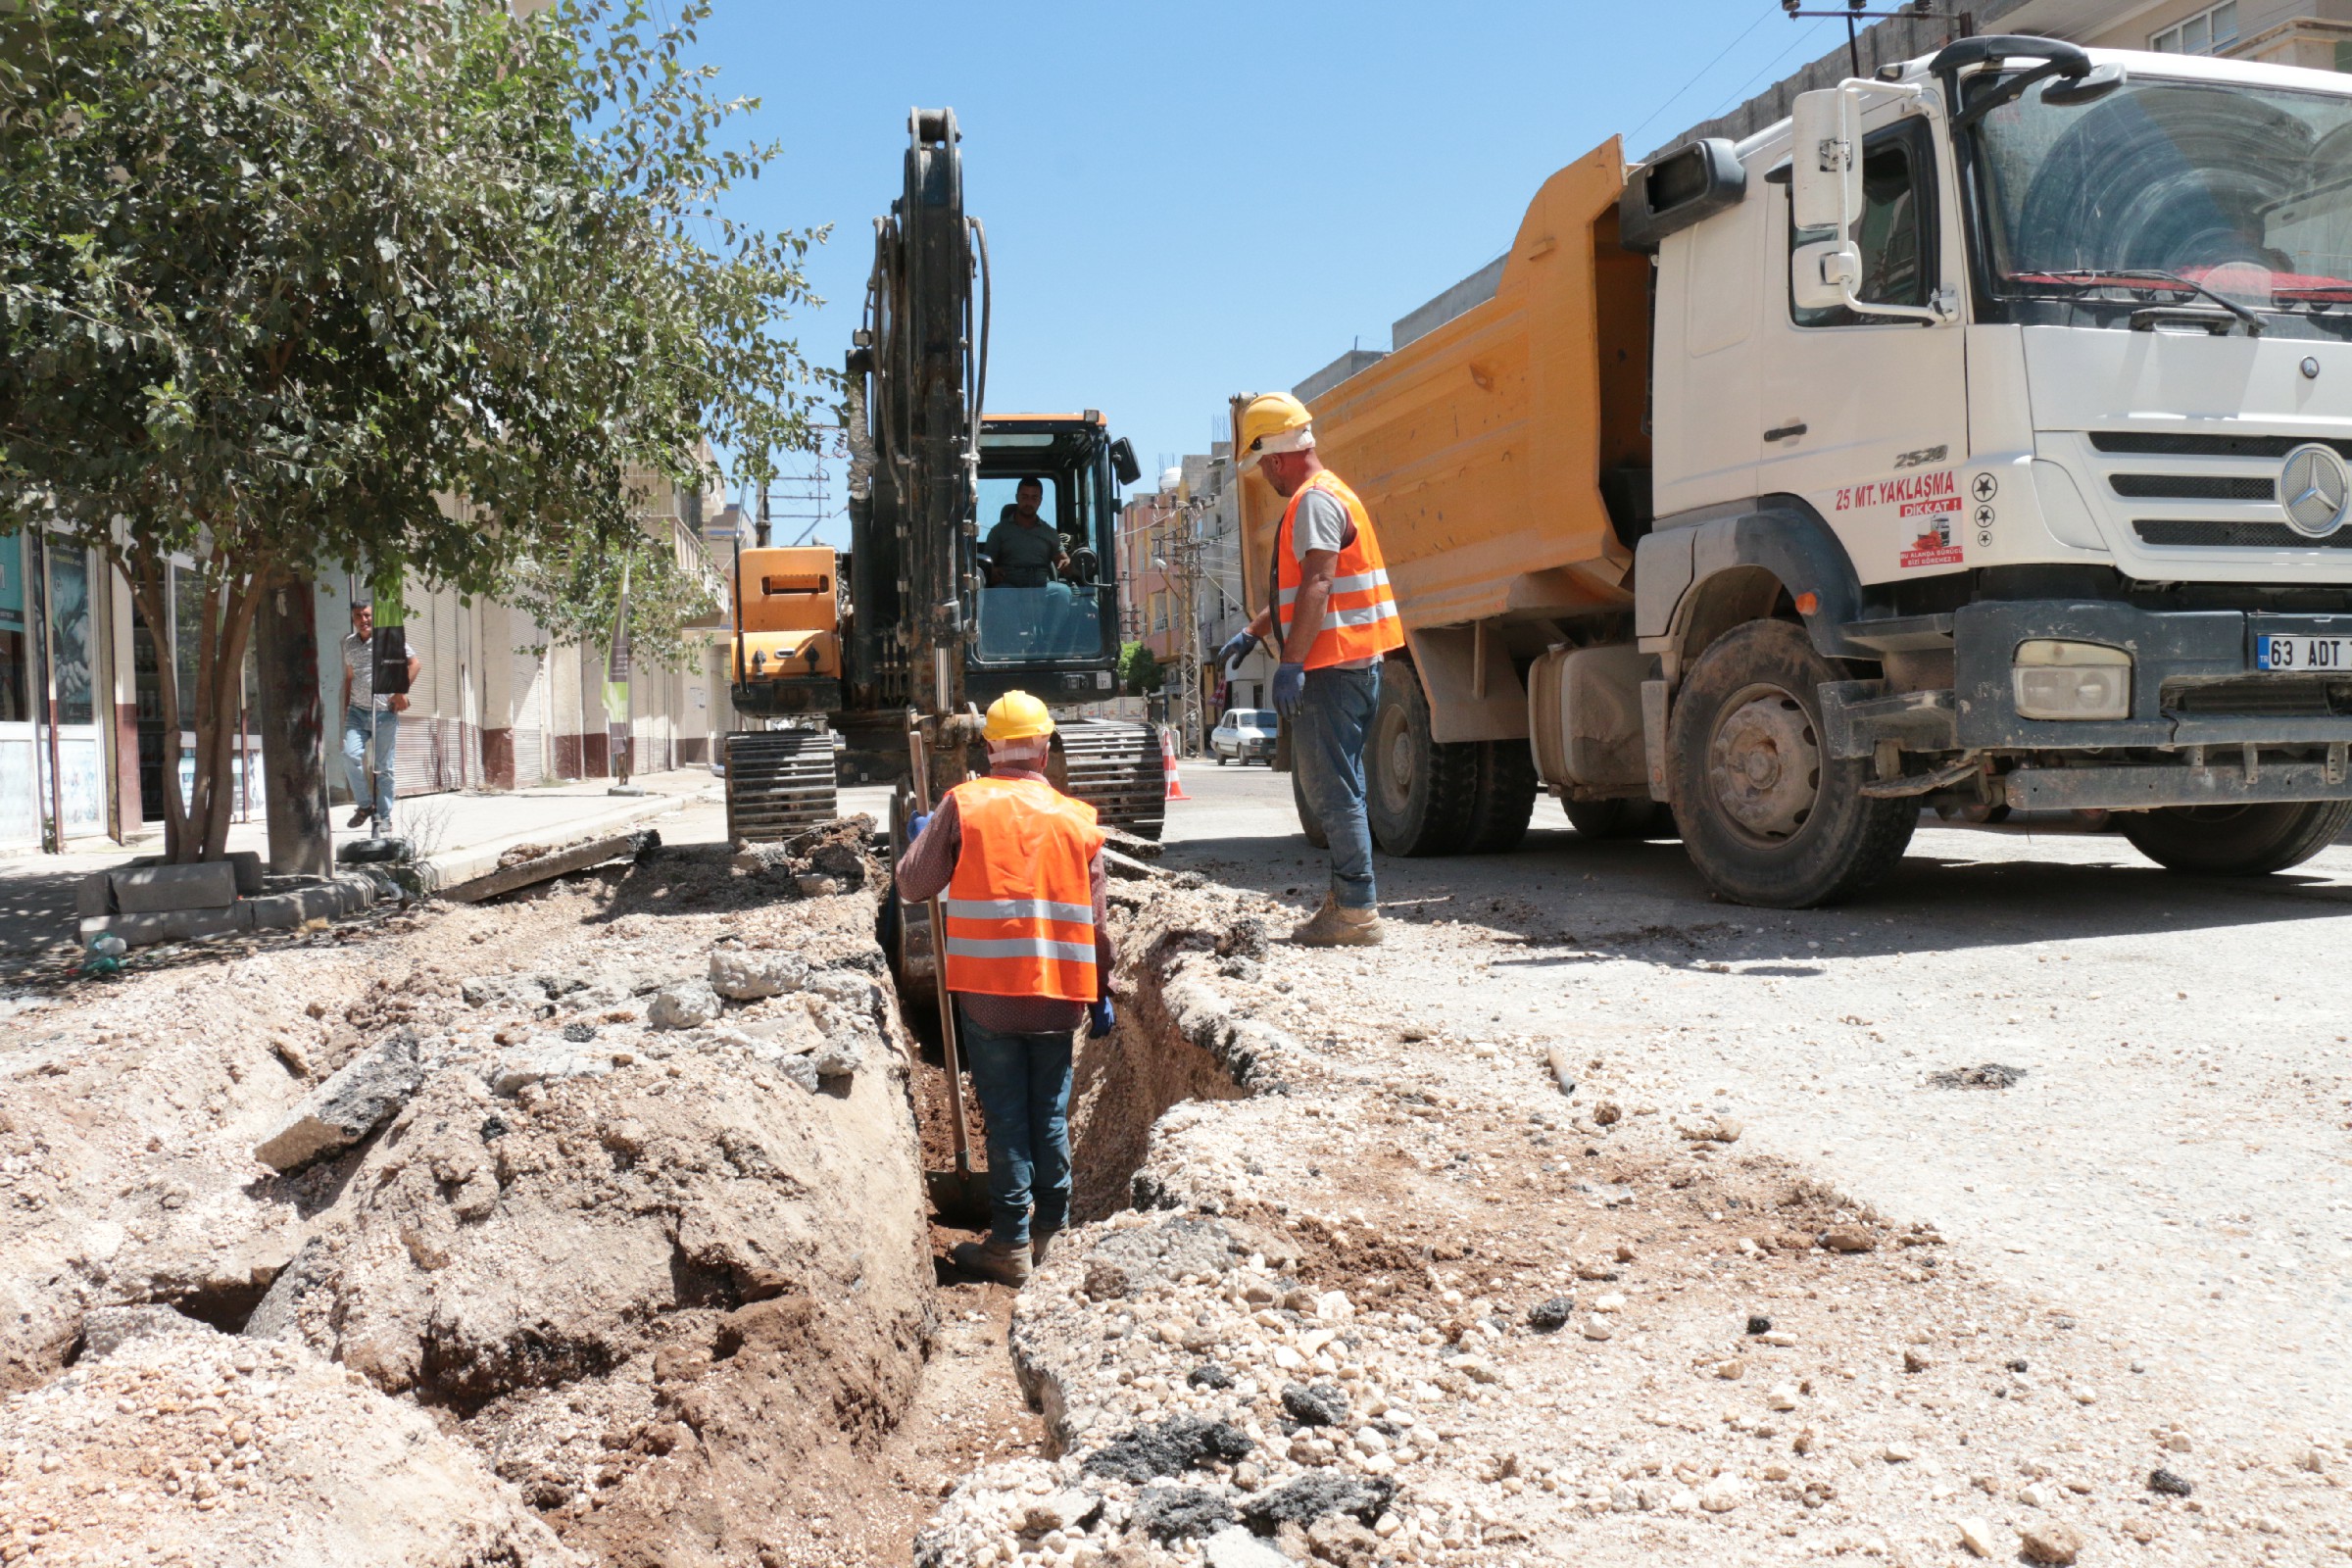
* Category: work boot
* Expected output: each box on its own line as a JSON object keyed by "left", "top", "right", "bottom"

{"left": 951, "top": 1237, "right": 1033, "bottom": 1289}
{"left": 1290, "top": 894, "right": 1383, "bottom": 948}
{"left": 346, "top": 806, "right": 372, "bottom": 828}
{"left": 1031, "top": 1228, "right": 1060, "bottom": 1269}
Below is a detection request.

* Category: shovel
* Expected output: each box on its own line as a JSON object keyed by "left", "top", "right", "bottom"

{"left": 907, "top": 718, "right": 993, "bottom": 1228}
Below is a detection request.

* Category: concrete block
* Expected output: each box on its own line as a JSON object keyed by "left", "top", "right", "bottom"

{"left": 110, "top": 861, "right": 237, "bottom": 913}
{"left": 162, "top": 906, "right": 243, "bottom": 941}
{"left": 330, "top": 874, "right": 378, "bottom": 915}
{"left": 709, "top": 949, "right": 808, "bottom": 1000}
{"left": 224, "top": 851, "right": 265, "bottom": 896}
{"left": 254, "top": 1028, "right": 423, "bottom": 1171}
{"left": 74, "top": 872, "right": 114, "bottom": 918}
{"left": 80, "top": 912, "right": 172, "bottom": 948}
{"left": 243, "top": 892, "right": 306, "bottom": 930}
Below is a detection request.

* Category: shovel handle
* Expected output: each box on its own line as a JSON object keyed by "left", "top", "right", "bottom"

{"left": 907, "top": 719, "right": 976, "bottom": 1178}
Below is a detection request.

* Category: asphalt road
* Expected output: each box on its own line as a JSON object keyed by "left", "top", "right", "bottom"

{"left": 1155, "top": 760, "right": 2352, "bottom": 1454}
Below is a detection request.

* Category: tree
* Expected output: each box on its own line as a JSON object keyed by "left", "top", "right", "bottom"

{"left": 1120, "top": 641, "right": 1163, "bottom": 697}
{"left": 0, "top": 0, "right": 825, "bottom": 859}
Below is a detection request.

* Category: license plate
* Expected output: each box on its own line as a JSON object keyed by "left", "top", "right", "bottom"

{"left": 2256, "top": 634, "right": 2352, "bottom": 671}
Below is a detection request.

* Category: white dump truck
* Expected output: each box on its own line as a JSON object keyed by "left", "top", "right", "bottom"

{"left": 1239, "top": 34, "right": 2352, "bottom": 906}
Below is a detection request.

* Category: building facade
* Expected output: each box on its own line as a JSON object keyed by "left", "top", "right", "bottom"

{"left": 0, "top": 466, "right": 731, "bottom": 856}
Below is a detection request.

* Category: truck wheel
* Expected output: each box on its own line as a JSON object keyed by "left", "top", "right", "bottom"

{"left": 1669, "top": 619, "right": 1916, "bottom": 907}
{"left": 1366, "top": 662, "right": 1477, "bottom": 856}
{"left": 2116, "top": 800, "right": 2352, "bottom": 875}
{"left": 1291, "top": 766, "right": 1329, "bottom": 850}
{"left": 1565, "top": 798, "right": 1680, "bottom": 841}
{"left": 1463, "top": 741, "right": 1539, "bottom": 853}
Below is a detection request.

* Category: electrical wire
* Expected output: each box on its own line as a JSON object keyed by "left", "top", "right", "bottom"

{"left": 1624, "top": 2, "right": 1782, "bottom": 147}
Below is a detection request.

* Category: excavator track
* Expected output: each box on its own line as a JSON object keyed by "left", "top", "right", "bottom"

{"left": 1054, "top": 719, "right": 1166, "bottom": 840}
{"left": 724, "top": 729, "right": 840, "bottom": 843}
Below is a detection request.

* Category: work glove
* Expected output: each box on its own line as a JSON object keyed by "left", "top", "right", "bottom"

{"left": 1215, "top": 631, "right": 1259, "bottom": 671}
{"left": 1089, "top": 998, "right": 1116, "bottom": 1039}
{"left": 906, "top": 812, "right": 931, "bottom": 843}
{"left": 1272, "top": 662, "right": 1307, "bottom": 718}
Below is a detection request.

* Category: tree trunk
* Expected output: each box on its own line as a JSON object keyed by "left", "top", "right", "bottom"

{"left": 256, "top": 571, "right": 332, "bottom": 876}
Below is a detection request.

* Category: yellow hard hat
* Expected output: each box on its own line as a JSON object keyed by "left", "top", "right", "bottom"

{"left": 984, "top": 690, "right": 1055, "bottom": 743}
{"left": 1236, "top": 391, "right": 1313, "bottom": 471}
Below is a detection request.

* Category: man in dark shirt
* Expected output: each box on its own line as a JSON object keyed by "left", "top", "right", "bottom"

{"left": 985, "top": 478, "right": 1067, "bottom": 588}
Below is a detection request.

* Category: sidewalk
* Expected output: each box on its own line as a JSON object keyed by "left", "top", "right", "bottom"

{"left": 0, "top": 768, "right": 720, "bottom": 964}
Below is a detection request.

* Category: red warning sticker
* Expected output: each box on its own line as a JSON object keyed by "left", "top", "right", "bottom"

{"left": 1899, "top": 514, "right": 1965, "bottom": 569}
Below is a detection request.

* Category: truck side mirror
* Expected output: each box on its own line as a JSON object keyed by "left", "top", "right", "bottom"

{"left": 1791, "top": 237, "right": 1863, "bottom": 313}
{"left": 1109, "top": 437, "right": 1142, "bottom": 488}
{"left": 1789, "top": 87, "right": 1862, "bottom": 235}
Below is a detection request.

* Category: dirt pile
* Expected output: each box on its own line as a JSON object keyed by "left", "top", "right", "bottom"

{"left": 0, "top": 1306, "right": 580, "bottom": 1566}
{"left": 0, "top": 840, "right": 951, "bottom": 1568}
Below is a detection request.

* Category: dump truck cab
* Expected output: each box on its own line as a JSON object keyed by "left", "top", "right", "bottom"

{"left": 967, "top": 411, "right": 1140, "bottom": 707}
{"left": 1623, "top": 36, "right": 2352, "bottom": 899}
{"left": 728, "top": 543, "right": 843, "bottom": 716}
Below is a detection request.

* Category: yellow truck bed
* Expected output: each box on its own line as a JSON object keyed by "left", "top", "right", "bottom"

{"left": 1239, "top": 138, "right": 1647, "bottom": 634}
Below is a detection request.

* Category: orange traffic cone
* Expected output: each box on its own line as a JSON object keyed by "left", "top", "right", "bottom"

{"left": 1160, "top": 728, "right": 1192, "bottom": 802}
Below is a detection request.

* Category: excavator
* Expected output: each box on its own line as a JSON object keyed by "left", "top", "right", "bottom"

{"left": 722, "top": 108, "right": 1164, "bottom": 869}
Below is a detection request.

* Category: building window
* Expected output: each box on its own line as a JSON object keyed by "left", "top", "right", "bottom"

{"left": 2152, "top": 2, "right": 2236, "bottom": 55}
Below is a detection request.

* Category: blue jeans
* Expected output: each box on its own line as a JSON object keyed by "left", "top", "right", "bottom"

{"left": 341, "top": 705, "right": 401, "bottom": 828}
{"left": 1295, "top": 663, "right": 1382, "bottom": 909}
{"left": 956, "top": 1006, "right": 1073, "bottom": 1249}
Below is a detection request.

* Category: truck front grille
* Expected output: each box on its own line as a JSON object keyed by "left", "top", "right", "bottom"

{"left": 2111, "top": 473, "right": 2275, "bottom": 501}
{"left": 2093, "top": 431, "right": 2352, "bottom": 460}
{"left": 2132, "top": 518, "right": 2352, "bottom": 549}
{"left": 2163, "top": 677, "right": 2352, "bottom": 716}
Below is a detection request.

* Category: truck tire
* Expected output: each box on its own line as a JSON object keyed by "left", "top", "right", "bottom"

{"left": 2116, "top": 800, "right": 2352, "bottom": 875}
{"left": 1565, "top": 798, "right": 1680, "bottom": 840}
{"left": 1463, "top": 741, "right": 1539, "bottom": 854}
{"left": 1291, "top": 766, "right": 1329, "bottom": 850}
{"left": 1669, "top": 618, "right": 1916, "bottom": 907}
{"left": 1366, "top": 662, "right": 1477, "bottom": 857}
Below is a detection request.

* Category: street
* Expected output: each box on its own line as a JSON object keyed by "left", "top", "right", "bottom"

{"left": 1157, "top": 762, "right": 2352, "bottom": 1454}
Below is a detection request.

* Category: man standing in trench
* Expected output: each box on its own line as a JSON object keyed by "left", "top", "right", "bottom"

{"left": 896, "top": 691, "right": 1116, "bottom": 1288}
{"left": 1218, "top": 391, "right": 1404, "bottom": 946}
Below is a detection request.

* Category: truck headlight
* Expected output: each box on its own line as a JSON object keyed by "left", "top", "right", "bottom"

{"left": 2012, "top": 640, "right": 2132, "bottom": 720}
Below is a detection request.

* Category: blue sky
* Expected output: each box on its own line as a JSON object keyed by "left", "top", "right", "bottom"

{"left": 691, "top": 1, "right": 1856, "bottom": 547}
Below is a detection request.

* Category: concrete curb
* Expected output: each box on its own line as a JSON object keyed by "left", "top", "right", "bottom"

{"left": 417, "top": 788, "right": 712, "bottom": 891}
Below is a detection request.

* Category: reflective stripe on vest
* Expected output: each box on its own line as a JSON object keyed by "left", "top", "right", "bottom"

{"left": 1273, "top": 469, "right": 1406, "bottom": 669}
{"left": 940, "top": 775, "right": 1104, "bottom": 1003}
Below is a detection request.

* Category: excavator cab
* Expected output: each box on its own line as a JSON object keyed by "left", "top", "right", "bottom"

{"left": 968, "top": 413, "right": 1138, "bottom": 693}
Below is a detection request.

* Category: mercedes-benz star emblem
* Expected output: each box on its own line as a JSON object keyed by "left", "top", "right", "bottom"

{"left": 2279, "top": 443, "right": 2351, "bottom": 538}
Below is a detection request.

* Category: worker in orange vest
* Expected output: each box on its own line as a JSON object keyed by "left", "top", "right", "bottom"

{"left": 896, "top": 691, "right": 1116, "bottom": 1287}
{"left": 1218, "top": 391, "right": 1404, "bottom": 947}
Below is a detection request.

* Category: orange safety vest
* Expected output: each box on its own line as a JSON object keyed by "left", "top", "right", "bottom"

{"left": 941, "top": 775, "right": 1104, "bottom": 1004}
{"left": 1273, "top": 469, "right": 1404, "bottom": 669}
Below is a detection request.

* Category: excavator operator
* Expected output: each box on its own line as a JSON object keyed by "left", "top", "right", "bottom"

{"left": 984, "top": 477, "right": 1067, "bottom": 588}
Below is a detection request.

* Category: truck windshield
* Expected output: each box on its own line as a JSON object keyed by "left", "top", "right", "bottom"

{"left": 1969, "top": 72, "right": 2352, "bottom": 314}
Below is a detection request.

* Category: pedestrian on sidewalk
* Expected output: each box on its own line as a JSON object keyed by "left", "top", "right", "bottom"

{"left": 896, "top": 691, "right": 1116, "bottom": 1288}
{"left": 340, "top": 602, "right": 418, "bottom": 834}
{"left": 1218, "top": 390, "right": 1404, "bottom": 947}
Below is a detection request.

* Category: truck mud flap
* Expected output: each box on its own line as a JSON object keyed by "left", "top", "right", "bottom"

{"left": 2005, "top": 746, "right": 2352, "bottom": 811}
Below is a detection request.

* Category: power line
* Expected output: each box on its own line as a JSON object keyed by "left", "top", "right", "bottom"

{"left": 1624, "top": 3, "right": 1782, "bottom": 147}
{"left": 1698, "top": 16, "right": 1841, "bottom": 129}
